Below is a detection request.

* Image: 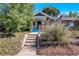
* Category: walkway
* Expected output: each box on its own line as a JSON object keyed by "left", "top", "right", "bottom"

{"left": 16, "top": 32, "right": 38, "bottom": 56}
{"left": 16, "top": 47, "right": 36, "bottom": 56}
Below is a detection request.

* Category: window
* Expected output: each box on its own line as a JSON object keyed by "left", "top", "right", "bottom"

{"left": 69, "top": 21, "right": 74, "bottom": 27}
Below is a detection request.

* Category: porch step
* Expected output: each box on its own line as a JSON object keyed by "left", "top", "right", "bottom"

{"left": 24, "top": 42, "right": 36, "bottom": 46}
{"left": 24, "top": 33, "right": 38, "bottom": 47}
{"left": 26, "top": 34, "right": 37, "bottom": 40}
{"left": 25, "top": 39, "right": 36, "bottom": 43}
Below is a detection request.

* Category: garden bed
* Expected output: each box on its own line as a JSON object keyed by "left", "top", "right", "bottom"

{"left": 0, "top": 32, "right": 27, "bottom": 55}
{"left": 37, "top": 45, "right": 79, "bottom": 56}
{"left": 71, "top": 31, "right": 79, "bottom": 37}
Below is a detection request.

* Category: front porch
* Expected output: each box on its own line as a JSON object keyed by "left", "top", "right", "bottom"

{"left": 31, "top": 20, "right": 47, "bottom": 32}
{"left": 31, "top": 15, "right": 48, "bottom": 32}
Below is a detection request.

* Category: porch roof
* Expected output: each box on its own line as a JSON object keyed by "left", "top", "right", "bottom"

{"left": 34, "top": 12, "right": 79, "bottom": 21}
{"left": 34, "top": 12, "right": 57, "bottom": 20}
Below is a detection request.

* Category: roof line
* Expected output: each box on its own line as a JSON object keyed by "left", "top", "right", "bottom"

{"left": 41, "top": 12, "right": 57, "bottom": 19}
{"left": 34, "top": 11, "right": 58, "bottom": 20}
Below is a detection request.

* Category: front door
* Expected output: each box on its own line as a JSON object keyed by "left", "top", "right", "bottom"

{"left": 37, "top": 21, "right": 41, "bottom": 29}
{"left": 32, "top": 21, "right": 41, "bottom": 32}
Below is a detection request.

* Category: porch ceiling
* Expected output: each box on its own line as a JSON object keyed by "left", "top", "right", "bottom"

{"left": 34, "top": 16, "right": 46, "bottom": 21}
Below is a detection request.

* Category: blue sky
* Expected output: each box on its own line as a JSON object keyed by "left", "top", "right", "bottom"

{"left": 33, "top": 3, "right": 79, "bottom": 14}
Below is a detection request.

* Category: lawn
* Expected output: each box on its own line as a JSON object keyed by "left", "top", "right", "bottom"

{"left": 0, "top": 32, "right": 28, "bottom": 55}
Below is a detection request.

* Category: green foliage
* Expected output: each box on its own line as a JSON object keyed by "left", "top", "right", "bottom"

{"left": 40, "top": 23, "right": 72, "bottom": 46}
{"left": 7, "top": 4, "right": 34, "bottom": 31}
{"left": 42, "top": 6, "right": 60, "bottom": 16}
{"left": 68, "top": 11, "right": 78, "bottom": 17}
{"left": 0, "top": 3, "right": 34, "bottom": 35}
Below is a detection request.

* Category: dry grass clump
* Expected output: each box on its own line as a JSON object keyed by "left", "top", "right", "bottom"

{"left": 36, "top": 23, "right": 78, "bottom": 55}
{"left": 39, "top": 23, "right": 72, "bottom": 47}
{"left": 0, "top": 32, "right": 26, "bottom": 55}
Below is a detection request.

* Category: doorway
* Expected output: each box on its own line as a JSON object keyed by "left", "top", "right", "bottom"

{"left": 37, "top": 21, "right": 41, "bottom": 29}
{"left": 32, "top": 21, "right": 41, "bottom": 32}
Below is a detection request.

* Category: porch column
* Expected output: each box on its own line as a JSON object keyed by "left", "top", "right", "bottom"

{"left": 36, "top": 21, "right": 37, "bottom": 29}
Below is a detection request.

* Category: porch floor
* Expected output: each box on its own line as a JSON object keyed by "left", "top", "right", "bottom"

{"left": 31, "top": 28, "right": 41, "bottom": 32}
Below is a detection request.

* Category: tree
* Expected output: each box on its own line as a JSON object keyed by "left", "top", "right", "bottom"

{"left": 42, "top": 6, "right": 60, "bottom": 16}
{"left": 0, "top": 3, "right": 34, "bottom": 36}
{"left": 68, "top": 11, "right": 78, "bottom": 17}
{"left": 7, "top": 4, "right": 34, "bottom": 32}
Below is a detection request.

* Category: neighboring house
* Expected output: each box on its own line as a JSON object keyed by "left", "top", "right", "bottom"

{"left": 60, "top": 17, "right": 79, "bottom": 27}
{"left": 31, "top": 11, "right": 79, "bottom": 32}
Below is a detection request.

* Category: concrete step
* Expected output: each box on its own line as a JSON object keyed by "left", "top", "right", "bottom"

{"left": 27, "top": 34, "right": 37, "bottom": 37}
{"left": 26, "top": 38, "right": 37, "bottom": 40}
{"left": 26, "top": 34, "right": 37, "bottom": 39}
{"left": 25, "top": 40, "right": 36, "bottom": 43}
{"left": 24, "top": 33, "right": 38, "bottom": 47}
{"left": 26, "top": 38, "right": 36, "bottom": 40}
{"left": 24, "top": 42, "right": 36, "bottom": 46}
{"left": 28, "top": 34, "right": 37, "bottom": 36}
{"left": 27, "top": 36, "right": 36, "bottom": 39}
{"left": 24, "top": 44, "right": 36, "bottom": 47}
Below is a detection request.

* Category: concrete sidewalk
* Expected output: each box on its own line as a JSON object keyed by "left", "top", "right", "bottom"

{"left": 16, "top": 33, "right": 37, "bottom": 56}
{"left": 16, "top": 47, "right": 36, "bottom": 56}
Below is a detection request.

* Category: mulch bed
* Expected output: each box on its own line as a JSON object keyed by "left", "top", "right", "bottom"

{"left": 36, "top": 45, "right": 79, "bottom": 56}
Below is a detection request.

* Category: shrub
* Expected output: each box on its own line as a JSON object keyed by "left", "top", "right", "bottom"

{"left": 69, "top": 26, "right": 79, "bottom": 31}
{"left": 0, "top": 4, "right": 34, "bottom": 36}
{"left": 0, "top": 39, "right": 21, "bottom": 55}
{"left": 39, "top": 23, "right": 72, "bottom": 47}
{"left": 71, "top": 31, "right": 79, "bottom": 38}
{"left": 0, "top": 32, "right": 26, "bottom": 55}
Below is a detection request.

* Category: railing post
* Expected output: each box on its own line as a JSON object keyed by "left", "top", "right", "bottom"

{"left": 36, "top": 32, "right": 40, "bottom": 49}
